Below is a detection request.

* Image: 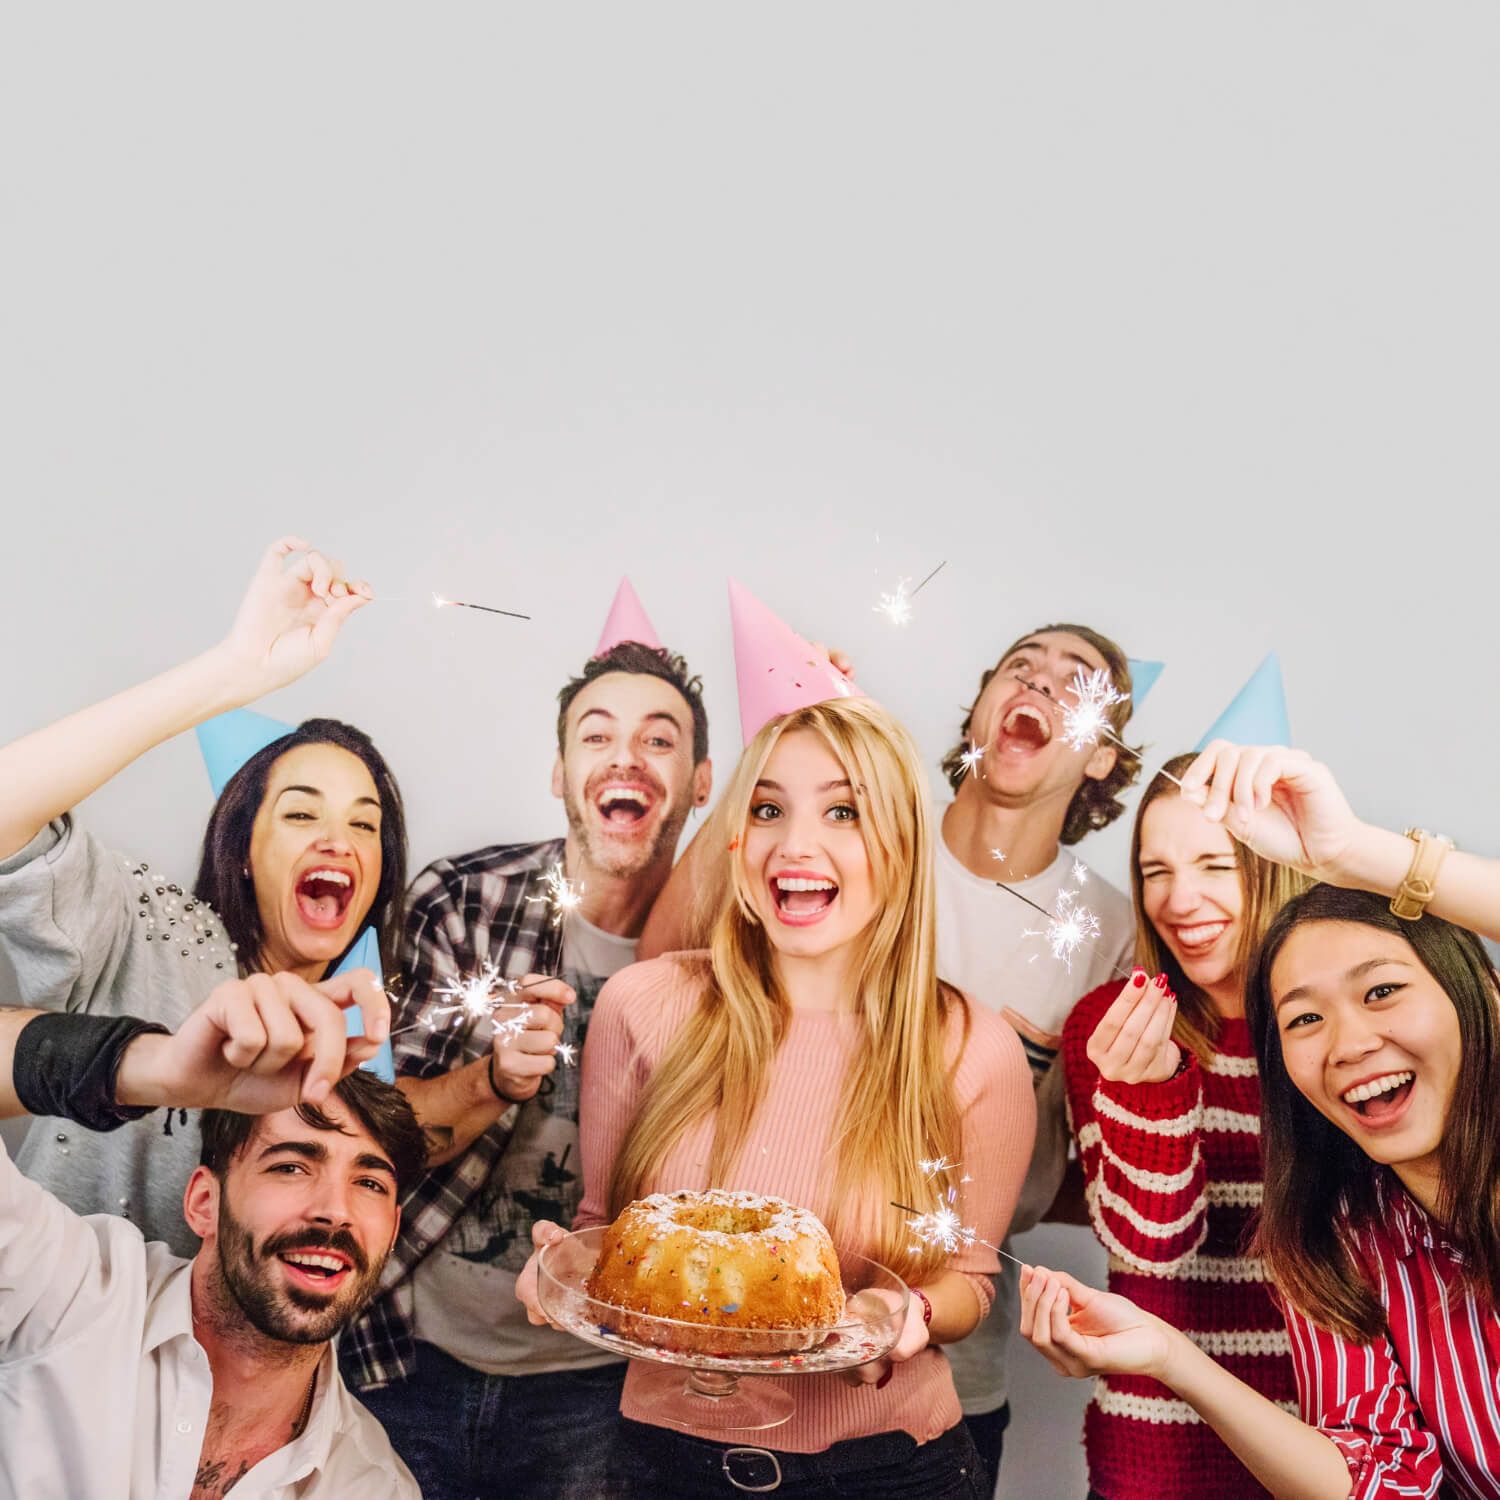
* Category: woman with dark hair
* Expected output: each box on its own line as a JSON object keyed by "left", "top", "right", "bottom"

{"left": 1022, "top": 742, "right": 1500, "bottom": 1499}
{"left": 1059, "top": 751, "right": 1305, "bottom": 1499}
{"left": 0, "top": 536, "right": 402, "bottom": 1255}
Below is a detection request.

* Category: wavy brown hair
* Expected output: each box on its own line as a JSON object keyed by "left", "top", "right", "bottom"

{"left": 940, "top": 622, "right": 1142, "bottom": 843}
{"left": 1247, "top": 885, "right": 1500, "bottom": 1340}
{"left": 1130, "top": 753, "right": 1308, "bottom": 1065}
{"left": 609, "top": 697, "right": 970, "bottom": 1279}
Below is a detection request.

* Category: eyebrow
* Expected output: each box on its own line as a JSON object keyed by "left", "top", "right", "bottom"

{"left": 1003, "top": 641, "right": 1102, "bottom": 675}
{"left": 1275, "top": 956, "right": 1415, "bottom": 1010}
{"left": 576, "top": 708, "right": 683, "bottom": 733}
{"left": 256, "top": 1138, "right": 397, "bottom": 1180}
{"left": 754, "top": 778, "right": 852, "bottom": 793}
{"left": 275, "top": 785, "right": 381, "bottom": 809}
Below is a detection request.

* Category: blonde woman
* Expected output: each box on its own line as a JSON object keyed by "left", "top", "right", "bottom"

{"left": 520, "top": 697, "right": 1035, "bottom": 1498}
{"left": 1059, "top": 752, "right": 1306, "bottom": 1499}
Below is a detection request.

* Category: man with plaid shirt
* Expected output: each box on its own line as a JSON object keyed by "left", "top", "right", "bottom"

{"left": 342, "top": 635, "right": 713, "bottom": 1500}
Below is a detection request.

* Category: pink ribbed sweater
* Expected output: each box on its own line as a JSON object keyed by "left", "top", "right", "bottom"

{"left": 575, "top": 954, "right": 1036, "bottom": 1453}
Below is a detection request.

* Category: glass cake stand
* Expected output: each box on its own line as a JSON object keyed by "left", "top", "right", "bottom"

{"left": 537, "top": 1226, "right": 908, "bottom": 1431}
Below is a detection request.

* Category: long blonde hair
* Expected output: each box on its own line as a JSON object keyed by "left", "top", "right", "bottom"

{"left": 1129, "top": 753, "right": 1308, "bottom": 1064}
{"left": 609, "top": 697, "right": 968, "bottom": 1278}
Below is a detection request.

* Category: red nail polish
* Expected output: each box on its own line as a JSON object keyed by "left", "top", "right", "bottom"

{"left": 876, "top": 1367, "right": 894, "bottom": 1390}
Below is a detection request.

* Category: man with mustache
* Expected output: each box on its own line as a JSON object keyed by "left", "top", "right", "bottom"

{"left": 343, "top": 621, "right": 715, "bottom": 1500}
{"left": 935, "top": 623, "right": 1141, "bottom": 1493}
{"left": 0, "top": 969, "right": 425, "bottom": 1499}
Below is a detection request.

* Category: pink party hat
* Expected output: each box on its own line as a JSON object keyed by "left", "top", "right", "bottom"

{"left": 595, "top": 577, "right": 663, "bottom": 656}
{"left": 728, "top": 579, "right": 865, "bottom": 744}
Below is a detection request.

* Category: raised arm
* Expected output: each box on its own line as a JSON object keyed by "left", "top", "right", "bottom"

{"left": 1183, "top": 743, "right": 1500, "bottom": 942}
{"left": 0, "top": 536, "right": 370, "bottom": 860}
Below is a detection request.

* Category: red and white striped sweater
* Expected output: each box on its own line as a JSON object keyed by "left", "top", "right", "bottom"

{"left": 1062, "top": 981, "right": 1297, "bottom": 1500}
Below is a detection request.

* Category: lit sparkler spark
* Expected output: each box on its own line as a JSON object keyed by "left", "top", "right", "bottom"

{"left": 1060, "top": 667, "right": 1129, "bottom": 752}
{"left": 430, "top": 961, "right": 521, "bottom": 1029}
{"left": 957, "top": 741, "right": 985, "bottom": 778}
{"left": 990, "top": 848, "right": 1006, "bottom": 863}
{"left": 918, "top": 1155, "right": 958, "bottom": 1177}
{"left": 893, "top": 1190, "right": 1025, "bottom": 1268}
{"left": 528, "top": 863, "right": 584, "bottom": 927}
{"left": 1023, "top": 887, "right": 1102, "bottom": 972}
{"left": 430, "top": 592, "right": 532, "bottom": 621}
{"left": 873, "top": 578, "right": 914, "bottom": 626}
{"left": 1070, "top": 858, "right": 1089, "bottom": 886}
{"left": 554, "top": 1041, "right": 578, "bottom": 1066}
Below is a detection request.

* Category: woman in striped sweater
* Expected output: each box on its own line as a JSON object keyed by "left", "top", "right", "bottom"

{"left": 518, "top": 696, "right": 1035, "bottom": 1498}
{"left": 1060, "top": 751, "right": 1306, "bottom": 1498}
{"left": 1026, "top": 743, "right": 1500, "bottom": 1499}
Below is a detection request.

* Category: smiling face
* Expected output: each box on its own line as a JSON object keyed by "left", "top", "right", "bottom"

{"left": 191, "top": 1100, "right": 399, "bottom": 1345}
{"left": 1272, "top": 921, "right": 1462, "bottom": 1196}
{"left": 248, "top": 743, "right": 383, "bottom": 975}
{"left": 739, "top": 728, "right": 878, "bottom": 964}
{"left": 553, "top": 671, "right": 709, "bottom": 881}
{"left": 1138, "top": 793, "right": 1246, "bottom": 1002}
{"left": 963, "top": 630, "right": 1119, "bottom": 808}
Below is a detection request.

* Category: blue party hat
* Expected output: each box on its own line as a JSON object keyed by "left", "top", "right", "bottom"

{"left": 196, "top": 708, "right": 295, "bottom": 798}
{"left": 1196, "top": 653, "right": 1290, "bottom": 749}
{"left": 332, "top": 927, "right": 395, "bottom": 1083}
{"left": 1127, "top": 658, "right": 1165, "bottom": 707}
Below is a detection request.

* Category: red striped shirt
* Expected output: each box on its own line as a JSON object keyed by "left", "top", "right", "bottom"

{"left": 1283, "top": 1174, "right": 1500, "bottom": 1499}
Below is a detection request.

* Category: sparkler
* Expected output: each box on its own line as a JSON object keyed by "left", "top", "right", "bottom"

{"left": 527, "top": 863, "right": 585, "bottom": 927}
{"left": 374, "top": 592, "right": 531, "bottom": 621}
{"left": 554, "top": 1041, "right": 578, "bottom": 1066}
{"left": 918, "top": 1155, "right": 958, "bottom": 1177}
{"left": 1022, "top": 887, "right": 1102, "bottom": 973}
{"left": 386, "top": 968, "right": 560, "bottom": 1040}
{"left": 956, "top": 741, "right": 986, "bottom": 778}
{"left": 1070, "top": 858, "right": 1089, "bottom": 886}
{"left": 872, "top": 560, "right": 948, "bottom": 626}
{"left": 1059, "top": 667, "right": 1130, "bottom": 752}
{"left": 892, "top": 1195, "right": 1025, "bottom": 1269}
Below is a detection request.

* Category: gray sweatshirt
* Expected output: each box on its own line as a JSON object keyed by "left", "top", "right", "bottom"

{"left": 0, "top": 818, "right": 236, "bottom": 1256}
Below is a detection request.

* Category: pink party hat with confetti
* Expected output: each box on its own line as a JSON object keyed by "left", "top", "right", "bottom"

{"left": 595, "top": 577, "right": 663, "bottom": 656}
{"left": 729, "top": 579, "right": 865, "bottom": 744}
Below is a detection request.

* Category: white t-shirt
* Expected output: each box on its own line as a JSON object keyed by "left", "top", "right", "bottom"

{"left": 933, "top": 828, "right": 1134, "bottom": 1415}
{"left": 410, "top": 912, "right": 638, "bottom": 1375}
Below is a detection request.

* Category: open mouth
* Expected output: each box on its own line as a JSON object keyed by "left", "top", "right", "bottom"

{"left": 294, "top": 867, "right": 356, "bottom": 930}
{"left": 771, "top": 874, "right": 838, "bottom": 926}
{"left": 277, "top": 1248, "right": 354, "bottom": 1294}
{"left": 1341, "top": 1070, "right": 1415, "bottom": 1123}
{"left": 594, "top": 784, "right": 656, "bottom": 830}
{"left": 997, "top": 702, "right": 1053, "bottom": 752}
{"left": 1170, "top": 921, "right": 1230, "bottom": 956}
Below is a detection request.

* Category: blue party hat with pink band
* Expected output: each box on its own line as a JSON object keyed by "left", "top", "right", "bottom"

{"left": 196, "top": 707, "right": 295, "bottom": 798}
{"left": 1127, "top": 658, "right": 1165, "bottom": 707}
{"left": 1196, "top": 652, "right": 1290, "bottom": 749}
{"left": 595, "top": 577, "right": 663, "bottom": 656}
{"left": 728, "top": 580, "right": 867, "bottom": 744}
{"left": 331, "top": 926, "right": 395, "bottom": 1083}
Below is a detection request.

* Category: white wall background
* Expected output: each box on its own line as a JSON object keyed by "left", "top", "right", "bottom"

{"left": 3, "top": 7, "right": 1497, "bottom": 1495}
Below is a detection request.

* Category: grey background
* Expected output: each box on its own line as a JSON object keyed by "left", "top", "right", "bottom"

{"left": 3, "top": 7, "right": 1497, "bottom": 1496}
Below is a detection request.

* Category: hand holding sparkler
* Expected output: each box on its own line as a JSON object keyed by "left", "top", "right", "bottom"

{"left": 1085, "top": 970, "right": 1182, "bottom": 1085}
{"left": 1178, "top": 743, "right": 1362, "bottom": 883}
{"left": 486, "top": 973, "right": 574, "bottom": 1104}
{"left": 1019, "top": 1265, "right": 1174, "bottom": 1381}
{"left": 219, "top": 536, "right": 373, "bottom": 700}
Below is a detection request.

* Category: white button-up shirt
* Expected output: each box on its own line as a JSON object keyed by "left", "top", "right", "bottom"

{"left": 0, "top": 1137, "right": 418, "bottom": 1499}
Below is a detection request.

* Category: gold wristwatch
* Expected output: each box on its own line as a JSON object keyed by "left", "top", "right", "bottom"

{"left": 1389, "top": 828, "right": 1454, "bottom": 920}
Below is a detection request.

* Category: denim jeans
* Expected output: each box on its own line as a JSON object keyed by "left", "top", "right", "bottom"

{"left": 601, "top": 1415, "right": 988, "bottom": 1497}
{"left": 347, "top": 1339, "right": 627, "bottom": 1500}
{"left": 961, "top": 1403, "right": 1009, "bottom": 1498}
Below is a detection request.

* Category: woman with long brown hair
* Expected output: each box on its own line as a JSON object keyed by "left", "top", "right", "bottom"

{"left": 520, "top": 695, "right": 1035, "bottom": 1498}
{"left": 1059, "top": 751, "right": 1305, "bottom": 1499}
{"left": 1024, "top": 742, "right": 1500, "bottom": 1499}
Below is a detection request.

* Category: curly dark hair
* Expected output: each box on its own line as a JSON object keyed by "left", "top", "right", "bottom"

{"left": 556, "top": 640, "right": 709, "bottom": 764}
{"left": 940, "top": 622, "right": 1142, "bottom": 844}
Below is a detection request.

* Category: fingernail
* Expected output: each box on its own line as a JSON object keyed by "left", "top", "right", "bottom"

{"left": 875, "top": 1368, "right": 894, "bottom": 1390}
{"left": 1132, "top": 970, "right": 1146, "bottom": 987}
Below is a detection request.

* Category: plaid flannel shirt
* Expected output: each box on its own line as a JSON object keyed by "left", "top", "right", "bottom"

{"left": 342, "top": 837, "right": 566, "bottom": 1391}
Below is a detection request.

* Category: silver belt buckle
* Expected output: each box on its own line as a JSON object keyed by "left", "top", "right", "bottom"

{"left": 721, "top": 1445, "right": 782, "bottom": 1492}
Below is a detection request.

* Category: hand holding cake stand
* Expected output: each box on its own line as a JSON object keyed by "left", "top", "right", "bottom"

{"left": 536, "top": 1226, "right": 909, "bottom": 1431}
